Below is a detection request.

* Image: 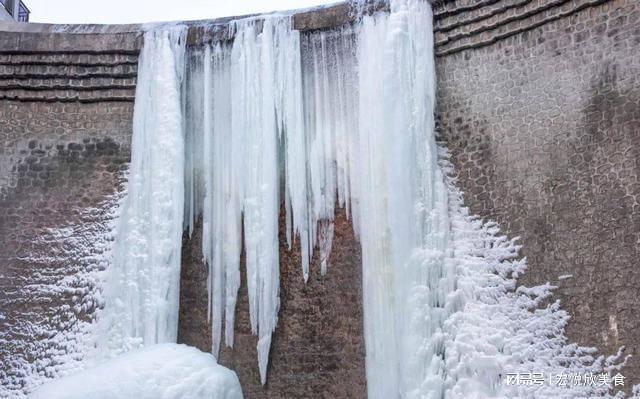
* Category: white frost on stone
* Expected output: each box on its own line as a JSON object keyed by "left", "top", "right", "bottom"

{"left": 439, "top": 152, "right": 628, "bottom": 399}
{"left": 0, "top": 194, "right": 122, "bottom": 399}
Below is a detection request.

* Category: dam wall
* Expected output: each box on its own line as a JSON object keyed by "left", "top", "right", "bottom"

{"left": 0, "top": 0, "right": 638, "bottom": 396}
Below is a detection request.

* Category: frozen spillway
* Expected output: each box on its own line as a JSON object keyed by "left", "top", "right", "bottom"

{"left": 96, "top": 27, "right": 187, "bottom": 354}
{"left": 29, "top": 344, "right": 243, "bottom": 399}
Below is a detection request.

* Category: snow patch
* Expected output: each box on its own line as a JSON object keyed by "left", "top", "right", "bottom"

{"left": 28, "top": 344, "right": 243, "bottom": 399}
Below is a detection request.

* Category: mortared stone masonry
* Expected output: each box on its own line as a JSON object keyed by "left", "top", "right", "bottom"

{"left": 0, "top": 0, "right": 639, "bottom": 396}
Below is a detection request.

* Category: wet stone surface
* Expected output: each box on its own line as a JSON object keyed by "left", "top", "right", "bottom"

{"left": 436, "top": 0, "right": 640, "bottom": 391}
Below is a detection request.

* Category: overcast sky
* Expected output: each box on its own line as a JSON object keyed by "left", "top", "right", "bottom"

{"left": 27, "top": 0, "right": 339, "bottom": 24}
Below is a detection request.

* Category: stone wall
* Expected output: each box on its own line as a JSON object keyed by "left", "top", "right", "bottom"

{"left": 434, "top": 0, "right": 640, "bottom": 391}
{"left": 0, "top": 0, "right": 639, "bottom": 397}
{"left": 179, "top": 211, "right": 366, "bottom": 398}
{"left": 0, "top": 30, "right": 137, "bottom": 396}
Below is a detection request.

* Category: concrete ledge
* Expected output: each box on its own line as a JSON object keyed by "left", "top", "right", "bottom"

{"left": 435, "top": 0, "right": 610, "bottom": 55}
{"left": 0, "top": 2, "right": 392, "bottom": 50}
{"left": 0, "top": 31, "right": 142, "bottom": 54}
{"left": 0, "top": 2, "right": 372, "bottom": 102}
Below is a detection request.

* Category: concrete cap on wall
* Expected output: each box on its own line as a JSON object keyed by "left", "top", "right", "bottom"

{"left": 0, "top": 1, "right": 393, "bottom": 53}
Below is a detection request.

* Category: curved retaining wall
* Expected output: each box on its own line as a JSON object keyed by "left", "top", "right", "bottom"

{"left": 0, "top": 0, "right": 638, "bottom": 397}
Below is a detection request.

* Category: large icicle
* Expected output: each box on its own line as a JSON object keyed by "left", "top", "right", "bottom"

{"left": 183, "top": 42, "right": 206, "bottom": 236}
{"left": 96, "top": 27, "right": 187, "bottom": 355}
{"left": 200, "top": 40, "right": 243, "bottom": 358}
{"left": 356, "top": 1, "right": 449, "bottom": 397}
{"left": 299, "top": 26, "right": 359, "bottom": 277}
{"left": 195, "top": 16, "right": 304, "bottom": 384}
{"left": 241, "top": 19, "right": 282, "bottom": 384}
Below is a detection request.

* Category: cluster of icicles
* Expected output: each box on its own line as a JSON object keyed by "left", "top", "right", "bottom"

{"left": 95, "top": 0, "right": 631, "bottom": 398}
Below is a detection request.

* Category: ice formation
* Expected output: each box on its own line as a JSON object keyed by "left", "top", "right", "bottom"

{"left": 29, "top": 344, "right": 243, "bottom": 399}
{"left": 176, "top": 0, "right": 633, "bottom": 396}
{"left": 183, "top": 17, "right": 301, "bottom": 383}
{"left": 352, "top": 3, "right": 630, "bottom": 398}
{"left": 13, "top": 0, "right": 638, "bottom": 398}
{"left": 181, "top": 15, "right": 362, "bottom": 385}
{"left": 356, "top": 2, "right": 445, "bottom": 396}
{"left": 95, "top": 27, "right": 188, "bottom": 355}
{"left": 181, "top": 0, "right": 451, "bottom": 391}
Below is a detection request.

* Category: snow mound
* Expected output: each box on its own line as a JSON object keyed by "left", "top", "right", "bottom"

{"left": 28, "top": 344, "right": 243, "bottom": 399}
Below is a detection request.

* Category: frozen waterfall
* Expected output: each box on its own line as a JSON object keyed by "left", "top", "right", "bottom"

{"left": 93, "top": 1, "right": 630, "bottom": 398}
{"left": 96, "top": 27, "right": 187, "bottom": 355}
{"left": 357, "top": 1, "right": 449, "bottom": 397}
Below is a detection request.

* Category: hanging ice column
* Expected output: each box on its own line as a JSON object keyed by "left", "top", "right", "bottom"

{"left": 97, "top": 27, "right": 187, "bottom": 354}
{"left": 300, "top": 25, "right": 359, "bottom": 277}
{"left": 191, "top": 17, "right": 307, "bottom": 384}
{"left": 356, "top": 1, "right": 451, "bottom": 397}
